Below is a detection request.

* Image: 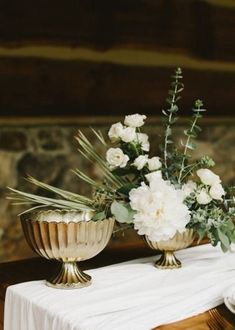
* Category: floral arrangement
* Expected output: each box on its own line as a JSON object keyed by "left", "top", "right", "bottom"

{"left": 9, "top": 68, "right": 235, "bottom": 252}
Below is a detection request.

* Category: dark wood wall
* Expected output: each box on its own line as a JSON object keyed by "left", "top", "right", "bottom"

{"left": 0, "top": 0, "right": 234, "bottom": 117}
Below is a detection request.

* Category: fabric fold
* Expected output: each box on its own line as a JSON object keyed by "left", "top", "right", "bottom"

{"left": 4, "top": 244, "right": 235, "bottom": 330}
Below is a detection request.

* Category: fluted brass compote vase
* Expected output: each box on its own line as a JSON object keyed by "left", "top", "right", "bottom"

{"left": 21, "top": 209, "right": 115, "bottom": 289}
{"left": 145, "top": 229, "right": 195, "bottom": 269}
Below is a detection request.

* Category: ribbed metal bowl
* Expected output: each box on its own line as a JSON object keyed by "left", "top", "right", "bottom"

{"left": 21, "top": 209, "right": 115, "bottom": 289}
{"left": 145, "top": 229, "right": 195, "bottom": 269}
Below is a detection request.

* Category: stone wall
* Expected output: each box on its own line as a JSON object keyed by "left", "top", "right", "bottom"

{"left": 0, "top": 119, "right": 234, "bottom": 262}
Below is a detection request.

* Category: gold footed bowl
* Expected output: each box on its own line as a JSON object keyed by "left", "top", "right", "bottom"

{"left": 145, "top": 229, "right": 195, "bottom": 269}
{"left": 21, "top": 210, "right": 115, "bottom": 289}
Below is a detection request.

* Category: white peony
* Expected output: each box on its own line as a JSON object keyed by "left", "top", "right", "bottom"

{"left": 145, "top": 170, "right": 162, "bottom": 182}
{"left": 182, "top": 180, "right": 197, "bottom": 198}
{"left": 124, "top": 114, "right": 147, "bottom": 128}
{"left": 196, "top": 189, "right": 212, "bottom": 205}
{"left": 136, "top": 133, "right": 150, "bottom": 152}
{"left": 196, "top": 169, "right": 221, "bottom": 186}
{"left": 209, "top": 183, "right": 225, "bottom": 200}
{"left": 108, "top": 122, "right": 124, "bottom": 142}
{"left": 129, "top": 177, "right": 190, "bottom": 241}
{"left": 106, "top": 148, "right": 129, "bottom": 169}
{"left": 120, "top": 127, "right": 136, "bottom": 143}
{"left": 148, "top": 157, "right": 162, "bottom": 171}
{"left": 133, "top": 155, "right": 148, "bottom": 170}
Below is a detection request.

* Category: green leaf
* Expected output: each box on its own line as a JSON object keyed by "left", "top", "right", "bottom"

{"left": 184, "top": 129, "right": 190, "bottom": 137}
{"left": 112, "top": 167, "right": 135, "bottom": 177}
{"left": 166, "top": 127, "right": 172, "bottom": 136}
{"left": 226, "top": 219, "right": 235, "bottom": 231}
{"left": 195, "top": 99, "right": 203, "bottom": 108}
{"left": 111, "top": 200, "right": 128, "bottom": 223}
{"left": 162, "top": 109, "right": 168, "bottom": 116}
{"left": 176, "top": 87, "right": 184, "bottom": 93}
{"left": 230, "top": 230, "right": 235, "bottom": 243}
{"left": 175, "top": 96, "right": 181, "bottom": 102}
{"left": 185, "top": 141, "right": 196, "bottom": 150}
{"left": 92, "top": 211, "right": 106, "bottom": 221}
{"left": 218, "top": 229, "right": 230, "bottom": 251}
{"left": 194, "top": 125, "right": 202, "bottom": 132}
{"left": 168, "top": 90, "right": 175, "bottom": 96}
{"left": 220, "top": 242, "right": 229, "bottom": 253}
{"left": 197, "top": 228, "right": 206, "bottom": 243}
{"left": 170, "top": 117, "right": 179, "bottom": 124}
{"left": 166, "top": 97, "right": 172, "bottom": 105}
{"left": 111, "top": 201, "right": 134, "bottom": 223}
{"left": 171, "top": 105, "right": 178, "bottom": 112}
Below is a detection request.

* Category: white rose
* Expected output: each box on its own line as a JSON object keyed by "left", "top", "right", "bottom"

{"left": 106, "top": 148, "right": 129, "bottom": 169}
{"left": 133, "top": 155, "right": 148, "bottom": 170}
{"left": 148, "top": 157, "right": 162, "bottom": 171}
{"left": 196, "top": 189, "right": 212, "bottom": 205}
{"left": 196, "top": 169, "right": 221, "bottom": 186}
{"left": 136, "top": 133, "right": 150, "bottom": 152}
{"left": 124, "top": 114, "right": 147, "bottom": 128}
{"left": 108, "top": 122, "right": 124, "bottom": 142}
{"left": 120, "top": 127, "right": 136, "bottom": 143}
{"left": 209, "top": 183, "right": 225, "bottom": 200}
{"left": 182, "top": 180, "right": 197, "bottom": 197}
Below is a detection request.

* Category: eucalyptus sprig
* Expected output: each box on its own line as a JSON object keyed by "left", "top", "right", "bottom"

{"left": 188, "top": 205, "right": 235, "bottom": 252}
{"left": 162, "top": 67, "right": 184, "bottom": 179}
{"left": 178, "top": 99, "right": 206, "bottom": 183}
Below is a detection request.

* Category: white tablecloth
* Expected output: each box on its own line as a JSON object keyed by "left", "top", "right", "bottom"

{"left": 4, "top": 244, "right": 235, "bottom": 330}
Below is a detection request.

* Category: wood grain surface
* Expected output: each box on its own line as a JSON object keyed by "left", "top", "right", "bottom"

{"left": 0, "top": 58, "right": 234, "bottom": 117}
{"left": 0, "top": 0, "right": 234, "bottom": 62}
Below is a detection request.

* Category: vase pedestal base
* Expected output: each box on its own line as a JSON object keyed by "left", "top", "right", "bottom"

{"left": 46, "top": 261, "right": 92, "bottom": 289}
{"left": 155, "top": 251, "right": 182, "bottom": 269}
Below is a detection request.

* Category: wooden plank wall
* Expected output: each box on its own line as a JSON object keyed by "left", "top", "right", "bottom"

{"left": 0, "top": 0, "right": 234, "bottom": 117}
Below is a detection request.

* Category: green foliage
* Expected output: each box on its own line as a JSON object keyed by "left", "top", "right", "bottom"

{"left": 162, "top": 68, "right": 184, "bottom": 179}
{"left": 199, "top": 156, "right": 215, "bottom": 168}
{"left": 177, "top": 100, "right": 206, "bottom": 183}
{"left": 187, "top": 204, "right": 235, "bottom": 252}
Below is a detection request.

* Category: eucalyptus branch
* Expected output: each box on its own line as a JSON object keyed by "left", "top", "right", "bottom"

{"left": 178, "top": 100, "right": 206, "bottom": 183}
{"left": 162, "top": 68, "right": 184, "bottom": 178}
{"left": 180, "top": 155, "right": 214, "bottom": 182}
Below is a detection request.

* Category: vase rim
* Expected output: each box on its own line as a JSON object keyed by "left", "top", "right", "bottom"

{"left": 20, "top": 209, "right": 114, "bottom": 224}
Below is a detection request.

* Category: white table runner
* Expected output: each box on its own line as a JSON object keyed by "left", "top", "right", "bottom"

{"left": 4, "top": 244, "right": 235, "bottom": 330}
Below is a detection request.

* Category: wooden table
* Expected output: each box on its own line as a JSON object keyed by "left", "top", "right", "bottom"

{"left": 0, "top": 247, "right": 235, "bottom": 330}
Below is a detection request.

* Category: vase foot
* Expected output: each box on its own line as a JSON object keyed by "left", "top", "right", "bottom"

{"left": 155, "top": 251, "right": 182, "bottom": 269}
{"left": 46, "top": 261, "right": 92, "bottom": 289}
